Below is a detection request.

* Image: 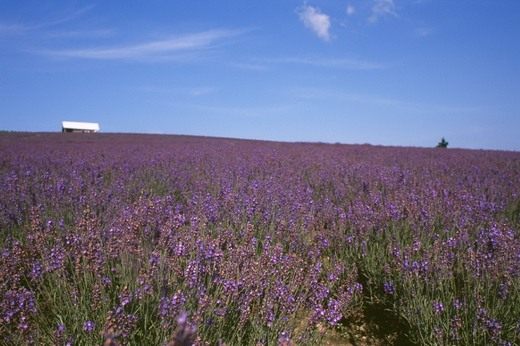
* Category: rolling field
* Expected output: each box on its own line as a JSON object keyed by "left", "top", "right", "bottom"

{"left": 1, "top": 132, "right": 520, "bottom": 345}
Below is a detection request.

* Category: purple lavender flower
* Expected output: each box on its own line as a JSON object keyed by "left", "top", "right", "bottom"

{"left": 485, "top": 318, "right": 502, "bottom": 338}
{"left": 174, "top": 241, "right": 186, "bottom": 256}
{"left": 452, "top": 299, "right": 463, "bottom": 310}
{"left": 278, "top": 331, "right": 292, "bottom": 345}
{"left": 325, "top": 299, "right": 342, "bottom": 326}
{"left": 55, "top": 322, "right": 66, "bottom": 338}
{"left": 160, "top": 291, "right": 186, "bottom": 321}
{"left": 383, "top": 281, "right": 395, "bottom": 295}
{"left": 30, "top": 261, "right": 43, "bottom": 281}
{"left": 3, "top": 131, "right": 520, "bottom": 346}
{"left": 47, "top": 245, "right": 65, "bottom": 272}
{"left": 83, "top": 320, "right": 95, "bottom": 333}
{"left": 347, "top": 282, "right": 363, "bottom": 295}
{"left": 432, "top": 301, "right": 444, "bottom": 314}
{"left": 498, "top": 283, "right": 509, "bottom": 300}
{"left": 118, "top": 290, "right": 132, "bottom": 307}
{"left": 102, "top": 276, "right": 112, "bottom": 287}
{"left": 184, "top": 260, "right": 200, "bottom": 288}
{"left": 1, "top": 288, "right": 37, "bottom": 326}
{"left": 167, "top": 311, "right": 196, "bottom": 346}
{"left": 149, "top": 253, "right": 160, "bottom": 267}
{"left": 177, "top": 311, "right": 187, "bottom": 325}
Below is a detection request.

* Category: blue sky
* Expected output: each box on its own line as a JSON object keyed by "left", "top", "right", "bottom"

{"left": 1, "top": 1, "right": 519, "bottom": 150}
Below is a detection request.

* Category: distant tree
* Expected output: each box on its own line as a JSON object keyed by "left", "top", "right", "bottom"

{"left": 436, "top": 137, "right": 449, "bottom": 148}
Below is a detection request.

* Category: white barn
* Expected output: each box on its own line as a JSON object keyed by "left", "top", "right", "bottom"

{"left": 62, "top": 121, "right": 100, "bottom": 133}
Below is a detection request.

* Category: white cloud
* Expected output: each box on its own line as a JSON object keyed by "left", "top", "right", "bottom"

{"left": 369, "top": 0, "right": 397, "bottom": 23}
{"left": 38, "top": 29, "right": 241, "bottom": 61}
{"left": 297, "top": 5, "right": 331, "bottom": 41}
{"left": 346, "top": 4, "right": 356, "bottom": 16}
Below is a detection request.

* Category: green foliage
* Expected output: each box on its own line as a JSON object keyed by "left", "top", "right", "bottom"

{"left": 436, "top": 137, "right": 449, "bottom": 148}
{"left": 341, "top": 222, "right": 520, "bottom": 345}
{"left": 504, "top": 198, "right": 520, "bottom": 227}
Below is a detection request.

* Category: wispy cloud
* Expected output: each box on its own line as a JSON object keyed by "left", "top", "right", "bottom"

{"left": 0, "top": 23, "right": 29, "bottom": 35}
{"left": 37, "top": 29, "right": 242, "bottom": 61}
{"left": 0, "top": 5, "right": 95, "bottom": 36}
{"left": 297, "top": 5, "right": 331, "bottom": 41}
{"left": 46, "top": 29, "right": 115, "bottom": 39}
{"left": 230, "top": 62, "right": 270, "bottom": 71}
{"left": 189, "top": 87, "right": 217, "bottom": 97}
{"left": 369, "top": 0, "right": 397, "bottom": 23}
{"left": 231, "top": 56, "right": 386, "bottom": 72}
{"left": 38, "top": 5, "right": 95, "bottom": 28}
{"left": 138, "top": 86, "right": 218, "bottom": 97}
{"left": 414, "top": 27, "right": 434, "bottom": 38}
{"left": 260, "top": 57, "right": 386, "bottom": 70}
{"left": 190, "top": 104, "right": 296, "bottom": 119}
{"left": 288, "top": 87, "right": 480, "bottom": 114}
{"left": 346, "top": 4, "right": 356, "bottom": 16}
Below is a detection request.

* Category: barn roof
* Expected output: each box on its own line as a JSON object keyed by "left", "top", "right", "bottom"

{"left": 62, "top": 121, "right": 100, "bottom": 131}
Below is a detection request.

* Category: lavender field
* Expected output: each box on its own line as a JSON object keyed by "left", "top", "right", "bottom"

{"left": 1, "top": 132, "right": 520, "bottom": 345}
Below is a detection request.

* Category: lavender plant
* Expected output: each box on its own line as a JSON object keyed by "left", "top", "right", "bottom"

{"left": 1, "top": 132, "right": 519, "bottom": 345}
